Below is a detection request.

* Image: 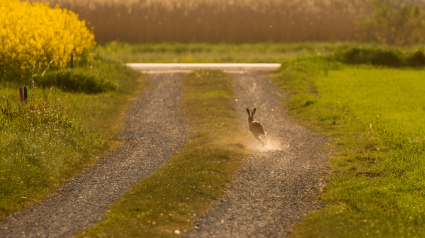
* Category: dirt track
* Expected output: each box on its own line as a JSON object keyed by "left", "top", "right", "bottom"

{"left": 0, "top": 73, "right": 190, "bottom": 238}
{"left": 0, "top": 66, "right": 329, "bottom": 237}
{"left": 185, "top": 71, "right": 329, "bottom": 237}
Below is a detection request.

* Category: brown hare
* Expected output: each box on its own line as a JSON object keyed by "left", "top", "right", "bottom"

{"left": 246, "top": 108, "right": 267, "bottom": 146}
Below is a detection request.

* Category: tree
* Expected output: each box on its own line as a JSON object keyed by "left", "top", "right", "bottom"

{"left": 358, "top": 0, "right": 425, "bottom": 45}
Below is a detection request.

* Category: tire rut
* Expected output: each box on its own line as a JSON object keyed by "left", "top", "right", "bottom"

{"left": 185, "top": 71, "right": 330, "bottom": 238}
{"left": 0, "top": 73, "right": 190, "bottom": 238}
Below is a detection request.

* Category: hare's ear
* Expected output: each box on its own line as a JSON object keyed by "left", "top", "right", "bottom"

{"left": 252, "top": 108, "right": 257, "bottom": 116}
{"left": 246, "top": 108, "right": 250, "bottom": 116}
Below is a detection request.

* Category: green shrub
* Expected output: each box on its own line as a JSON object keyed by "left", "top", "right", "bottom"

{"left": 333, "top": 47, "right": 425, "bottom": 67}
{"left": 406, "top": 50, "right": 425, "bottom": 67}
{"left": 357, "top": 0, "right": 425, "bottom": 45}
{"left": 334, "top": 47, "right": 402, "bottom": 67}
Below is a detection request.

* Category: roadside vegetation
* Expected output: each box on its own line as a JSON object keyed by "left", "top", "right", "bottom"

{"left": 96, "top": 41, "right": 363, "bottom": 63}
{"left": 0, "top": 0, "right": 144, "bottom": 220}
{"left": 0, "top": 54, "right": 143, "bottom": 221}
{"left": 77, "top": 70, "right": 250, "bottom": 237}
{"left": 273, "top": 47, "right": 425, "bottom": 237}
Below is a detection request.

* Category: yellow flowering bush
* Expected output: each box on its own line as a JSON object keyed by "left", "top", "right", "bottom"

{"left": 0, "top": 0, "right": 95, "bottom": 82}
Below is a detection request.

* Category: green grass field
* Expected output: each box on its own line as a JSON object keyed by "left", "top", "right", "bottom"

{"left": 3, "top": 42, "right": 425, "bottom": 237}
{"left": 273, "top": 56, "right": 425, "bottom": 237}
{"left": 0, "top": 54, "right": 144, "bottom": 220}
{"left": 96, "top": 42, "right": 363, "bottom": 63}
{"left": 77, "top": 70, "right": 250, "bottom": 237}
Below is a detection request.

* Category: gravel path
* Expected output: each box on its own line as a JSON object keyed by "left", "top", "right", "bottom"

{"left": 185, "top": 71, "right": 330, "bottom": 238}
{"left": 1, "top": 68, "right": 329, "bottom": 238}
{"left": 0, "top": 73, "right": 190, "bottom": 238}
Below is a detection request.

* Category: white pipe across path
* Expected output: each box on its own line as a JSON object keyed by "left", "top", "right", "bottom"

{"left": 126, "top": 63, "right": 281, "bottom": 74}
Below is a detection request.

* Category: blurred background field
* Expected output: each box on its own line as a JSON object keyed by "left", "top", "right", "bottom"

{"left": 28, "top": 0, "right": 369, "bottom": 43}
{"left": 27, "top": 0, "right": 424, "bottom": 45}
{"left": 25, "top": 0, "right": 425, "bottom": 63}
{"left": 95, "top": 41, "right": 366, "bottom": 63}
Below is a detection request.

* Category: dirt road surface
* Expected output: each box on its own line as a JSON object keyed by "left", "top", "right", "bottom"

{"left": 0, "top": 64, "right": 329, "bottom": 238}
{"left": 185, "top": 70, "right": 329, "bottom": 238}
{"left": 0, "top": 73, "right": 190, "bottom": 238}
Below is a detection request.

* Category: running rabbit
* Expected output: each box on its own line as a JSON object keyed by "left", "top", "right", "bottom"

{"left": 246, "top": 108, "right": 267, "bottom": 146}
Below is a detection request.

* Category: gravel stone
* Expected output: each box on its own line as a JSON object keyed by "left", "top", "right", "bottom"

{"left": 185, "top": 71, "right": 330, "bottom": 238}
{"left": 0, "top": 73, "right": 190, "bottom": 238}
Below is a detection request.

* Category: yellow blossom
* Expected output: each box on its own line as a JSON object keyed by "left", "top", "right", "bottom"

{"left": 0, "top": 0, "right": 96, "bottom": 81}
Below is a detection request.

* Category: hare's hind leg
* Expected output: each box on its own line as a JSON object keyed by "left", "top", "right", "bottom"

{"left": 255, "top": 136, "right": 265, "bottom": 146}
{"left": 263, "top": 134, "right": 268, "bottom": 145}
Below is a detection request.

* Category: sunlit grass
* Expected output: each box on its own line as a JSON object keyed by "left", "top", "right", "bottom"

{"left": 273, "top": 55, "right": 425, "bottom": 237}
{"left": 77, "top": 70, "right": 250, "bottom": 237}
{"left": 0, "top": 55, "right": 144, "bottom": 220}
{"left": 96, "top": 42, "right": 365, "bottom": 63}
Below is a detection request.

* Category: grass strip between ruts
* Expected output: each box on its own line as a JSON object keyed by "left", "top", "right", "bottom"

{"left": 77, "top": 70, "right": 250, "bottom": 237}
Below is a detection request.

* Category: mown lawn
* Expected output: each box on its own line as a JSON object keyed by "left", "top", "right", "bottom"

{"left": 273, "top": 55, "right": 425, "bottom": 237}
{"left": 0, "top": 54, "right": 144, "bottom": 220}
